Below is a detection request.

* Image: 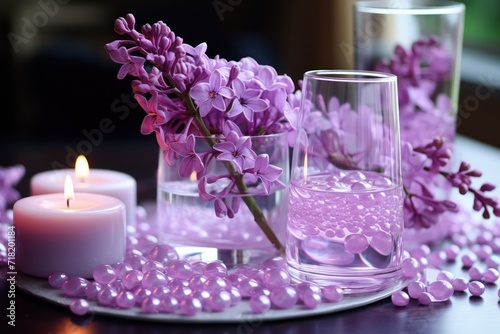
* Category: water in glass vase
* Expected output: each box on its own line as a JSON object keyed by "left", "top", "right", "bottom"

{"left": 286, "top": 170, "right": 404, "bottom": 293}
{"left": 155, "top": 132, "right": 289, "bottom": 266}
{"left": 157, "top": 177, "right": 286, "bottom": 252}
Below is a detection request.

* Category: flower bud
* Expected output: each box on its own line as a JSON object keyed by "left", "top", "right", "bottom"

{"left": 125, "top": 13, "right": 136, "bottom": 29}
{"left": 228, "top": 64, "right": 240, "bottom": 84}
{"left": 114, "top": 18, "right": 129, "bottom": 34}
{"left": 459, "top": 161, "right": 470, "bottom": 172}
{"left": 480, "top": 183, "right": 496, "bottom": 192}
{"left": 139, "top": 38, "right": 154, "bottom": 51}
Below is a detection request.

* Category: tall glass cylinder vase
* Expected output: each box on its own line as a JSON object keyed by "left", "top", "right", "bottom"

{"left": 156, "top": 132, "right": 289, "bottom": 266}
{"left": 354, "top": 1, "right": 465, "bottom": 246}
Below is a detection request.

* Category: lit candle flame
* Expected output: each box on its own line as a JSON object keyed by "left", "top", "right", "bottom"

{"left": 190, "top": 171, "right": 197, "bottom": 182}
{"left": 75, "top": 155, "right": 89, "bottom": 182}
{"left": 64, "top": 175, "right": 74, "bottom": 208}
{"left": 303, "top": 152, "right": 308, "bottom": 181}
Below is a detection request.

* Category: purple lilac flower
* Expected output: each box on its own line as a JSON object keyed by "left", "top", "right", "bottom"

{"left": 213, "top": 131, "right": 256, "bottom": 174}
{"left": 136, "top": 91, "right": 168, "bottom": 135}
{"left": 198, "top": 175, "right": 239, "bottom": 218}
{"left": 228, "top": 78, "right": 269, "bottom": 122}
{"left": 158, "top": 133, "right": 185, "bottom": 167}
{"left": 106, "top": 44, "right": 146, "bottom": 80}
{"left": 190, "top": 70, "right": 234, "bottom": 117}
{"left": 249, "top": 154, "right": 283, "bottom": 194}
{"left": 169, "top": 135, "right": 204, "bottom": 177}
{"left": 374, "top": 36, "right": 452, "bottom": 108}
{"left": 413, "top": 138, "right": 452, "bottom": 174}
{"left": 401, "top": 142, "right": 427, "bottom": 187}
{"left": 0, "top": 165, "right": 25, "bottom": 222}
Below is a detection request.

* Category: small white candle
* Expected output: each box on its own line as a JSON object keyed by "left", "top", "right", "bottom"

{"left": 14, "top": 178, "right": 126, "bottom": 278}
{"left": 30, "top": 156, "right": 137, "bottom": 226}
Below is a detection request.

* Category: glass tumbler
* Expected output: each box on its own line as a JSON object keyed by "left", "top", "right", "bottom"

{"left": 286, "top": 70, "right": 404, "bottom": 293}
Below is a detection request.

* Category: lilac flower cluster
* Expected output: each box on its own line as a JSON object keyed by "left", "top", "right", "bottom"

{"left": 0, "top": 165, "right": 25, "bottom": 222}
{"left": 445, "top": 161, "right": 500, "bottom": 219}
{"left": 105, "top": 14, "right": 300, "bottom": 251}
{"left": 376, "top": 37, "right": 500, "bottom": 229}
{"left": 105, "top": 14, "right": 296, "bottom": 138}
{"left": 374, "top": 36, "right": 452, "bottom": 111}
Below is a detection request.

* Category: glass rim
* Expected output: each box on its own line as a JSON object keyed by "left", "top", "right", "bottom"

{"left": 354, "top": 0, "right": 465, "bottom": 15}
{"left": 190, "top": 132, "right": 288, "bottom": 141}
{"left": 303, "top": 70, "right": 397, "bottom": 83}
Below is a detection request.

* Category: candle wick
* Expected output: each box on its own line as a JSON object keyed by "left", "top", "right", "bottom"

{"left": 67, "top": 198, "right": 70, "bottom": 208}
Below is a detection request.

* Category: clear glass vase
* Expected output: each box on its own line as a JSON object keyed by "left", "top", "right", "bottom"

{"left": 156, "top": 132, "right": 289, "bottom": 266}
{"left": 286, "top": 70, "right": 404, "bottom": 293}
{"left": 353, "top": 0, "right": 465, "bottom": 246}
{"left": 354, "top": 0, "right": 464, "bottom": 145}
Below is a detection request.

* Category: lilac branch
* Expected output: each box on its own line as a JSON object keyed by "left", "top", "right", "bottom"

{"left": 405, "top": 137, "right": 500, "bottom": 225}
{"left": 105, "top": 14, "right": 287, "bottom": 254}
{"left": 375, "top": 36, "right": 499, "bottom": 229}
{"left": 443, "top": 161, "right": 500, "bottom": 219}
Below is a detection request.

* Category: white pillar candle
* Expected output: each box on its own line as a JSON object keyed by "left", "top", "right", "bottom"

{"left": 30, "top": 156, "right": 137, "bottom": 226}
{"left": 14, "top": 190, "right": 126, "bottom": 279}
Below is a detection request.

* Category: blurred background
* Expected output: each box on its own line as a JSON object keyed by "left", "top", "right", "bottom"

{"left": 0, "top": 0, "right": 499, "bottom": 201}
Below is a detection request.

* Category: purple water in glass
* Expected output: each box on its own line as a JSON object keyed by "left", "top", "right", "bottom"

{"left": 286, "top": 170, "right": 404, "bottom": 293}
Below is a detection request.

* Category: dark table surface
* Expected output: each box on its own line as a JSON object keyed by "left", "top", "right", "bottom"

{"left": 1, "top": 135, "right": 499, "bottom": 334}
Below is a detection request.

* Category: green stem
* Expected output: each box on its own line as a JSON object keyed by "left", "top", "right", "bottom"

{"left": 238, "top": 181, "right": 286, "bottom": 254}
{"left": 181, "top": 91, "right": 285, "bottom": 255}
